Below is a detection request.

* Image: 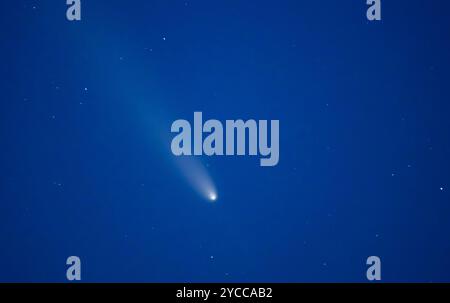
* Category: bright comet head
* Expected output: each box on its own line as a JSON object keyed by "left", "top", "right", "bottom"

{"left": 208, "top": 192, "right": 217, "bottom": 202}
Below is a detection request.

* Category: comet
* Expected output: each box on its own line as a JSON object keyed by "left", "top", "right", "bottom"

{"left": 208, "top": 192, "right": 217, "bottom": 202}
{"left": 174, "top": 157, "right": 218, "bottom": 202}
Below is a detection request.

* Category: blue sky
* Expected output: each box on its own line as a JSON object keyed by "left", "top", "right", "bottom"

{"left": 1, "top": 0, "right": 450, "bottom": 282}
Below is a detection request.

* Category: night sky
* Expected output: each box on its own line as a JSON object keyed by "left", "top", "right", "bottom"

{"left": 1, "top": 0, "right": 450, "bottom": 282}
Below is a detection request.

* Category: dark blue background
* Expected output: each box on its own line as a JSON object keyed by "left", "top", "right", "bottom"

{"left": 1, "top": 0, "right": 450, "bottom": 282}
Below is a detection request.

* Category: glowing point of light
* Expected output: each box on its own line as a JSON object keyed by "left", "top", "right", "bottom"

{"left": 209, "top": 192, "right": 217, "bottom": 202}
